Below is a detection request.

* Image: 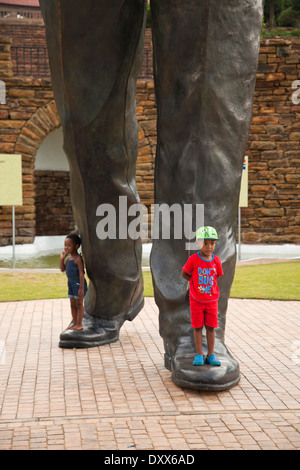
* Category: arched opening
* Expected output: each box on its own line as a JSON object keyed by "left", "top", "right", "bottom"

{"left": 11, "top": 98, "right": 155, "bottom": 243}
{"left": 34, "top": 126, "right": 75, "bottom": 236}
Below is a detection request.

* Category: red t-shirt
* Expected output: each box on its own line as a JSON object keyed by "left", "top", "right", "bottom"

{"left": 182, "top": 253, "right": 224, "bottom": 302}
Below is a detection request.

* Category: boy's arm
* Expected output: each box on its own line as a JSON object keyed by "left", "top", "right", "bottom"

{"left": 216, "top": 257, "right": 224, "bottom": 278}
{"left": 182, "top": 269, "right": 191, "bottom": 281}
{"left": 182, "top": 256, "right": 193, "bottom": 281}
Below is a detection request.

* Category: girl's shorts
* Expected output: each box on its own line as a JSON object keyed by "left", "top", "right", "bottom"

{"left": 190, "top": 296, "right": 218, "bottom": 329}
{"left": 68, "top": 279, "right": 87, "bottom": 299}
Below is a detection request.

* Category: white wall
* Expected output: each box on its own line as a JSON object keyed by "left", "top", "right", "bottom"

{"left": 35, "top": 126, "right": 69, "bottom": 171}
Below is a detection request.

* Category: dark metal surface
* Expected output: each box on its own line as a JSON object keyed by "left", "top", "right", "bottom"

{"left": 150, "top": 0, "right": 263, "bottom": 390}
{"left": 40, "top": 0, "right": 263, "bottom": 391}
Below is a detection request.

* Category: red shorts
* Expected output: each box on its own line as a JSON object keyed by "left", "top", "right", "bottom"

{"left": 190, "top": 296, "right": 219, "bottom": 329}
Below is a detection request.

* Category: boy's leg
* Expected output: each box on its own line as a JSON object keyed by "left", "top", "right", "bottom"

{"left": 193, "top": 328, "right": 203, "bottom": 356}
{"left": 205, "top": 303, "right": 218, "bottom": 357}
{"left": 206, "top": 327, "right": 215, "bottom": 358}
{"left": 150, "top": 0, "right": 263, "bottom": 390}
{"left": 40, "top": 0, "right": 147, "bottom": 347}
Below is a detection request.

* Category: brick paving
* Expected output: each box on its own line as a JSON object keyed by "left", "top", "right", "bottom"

{"left": 0, "top": 297, "right": 300, "bottom": 450}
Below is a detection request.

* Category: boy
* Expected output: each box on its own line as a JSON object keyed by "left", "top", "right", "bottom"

{"left": 182, "top": 226, "right": 223, "bottom": 366}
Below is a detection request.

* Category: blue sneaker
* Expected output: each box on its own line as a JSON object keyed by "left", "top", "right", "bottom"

{"left": 193, "top": 354, "right": 205, "bottom": 366}
{"left": 206, "top": 354, "right": 221, "bottom": 366}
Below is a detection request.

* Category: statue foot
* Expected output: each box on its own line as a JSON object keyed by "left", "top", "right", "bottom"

{"left": 59, "top": 297, "right": 144, "bottom": 349}
{"left": 165, "top": 336, "right": 240, "bottom": 391}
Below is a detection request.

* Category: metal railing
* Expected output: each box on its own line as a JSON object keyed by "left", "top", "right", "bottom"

{"left": 11, "top": 46, "right": 49, "bottom": 77}
{"left": 11, "top": 45, "right": 153, "bottom": 79}
{"left": 139, "top": 48, "right": 153, "bottom": 79}
{"left": 1, "top": 8, "right": 43, "bottom": 19}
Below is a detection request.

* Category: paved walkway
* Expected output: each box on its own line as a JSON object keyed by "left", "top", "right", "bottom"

{"left": 0, "top": 296, "right": 300, "bottom": 450}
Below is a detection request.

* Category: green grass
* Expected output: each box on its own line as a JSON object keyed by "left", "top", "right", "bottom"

{"left": 0, "top": 272, "right": 67, "bottom": 302}
{"left": 0, "top": 262, "right": 299, "bottom": 302}
{"left": 230, "top": 261, "right": 300, "bottom": 301}
{"left": 262, "top": 28, "right": 300, "bottom": 37}
{"left": 143, "top": 271, "right": 154, "bottom": 297}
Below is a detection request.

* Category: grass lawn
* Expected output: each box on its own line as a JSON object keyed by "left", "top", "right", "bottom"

{"left": 0, "top": 272, "right": 67, "bottom": 302}
{"left": 0, "top": 261, "right": 299, "bottom": 302}
{"left": 230, "top": 261, "right": 300, "bottom": 301}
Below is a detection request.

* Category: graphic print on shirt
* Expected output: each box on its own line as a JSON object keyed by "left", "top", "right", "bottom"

{"left": 197, "top": 265, "right": 217, "bottom": 296}
{"left": 182, "top": 252, "right": 223, "bottom": 302}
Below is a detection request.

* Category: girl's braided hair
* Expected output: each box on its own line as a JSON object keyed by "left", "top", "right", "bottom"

{"left": 66, "top": 233, "right": 82, "bottom": 247}
{"left": 65, "top": 232, "right": 86, "bottom": 272}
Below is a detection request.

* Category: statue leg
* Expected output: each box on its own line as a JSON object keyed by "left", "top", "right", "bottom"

{"left": 40, "top": 0, "right": 147, "bottom": 347}
{"left": 150, "top": 0, "right": 263, "bottom": 390}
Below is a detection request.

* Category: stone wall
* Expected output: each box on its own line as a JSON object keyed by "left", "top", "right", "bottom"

{"left": 136, "top": 80, "right": 156, "bottom": 206}
{"left": 0, "top": 78, "right": 60, "bottom": 243}
{"left": 244, "top": 37, "right": 300, "bottom": 243}
{"left": 34, "top": 170, "right": 74, "bottom": 236}
{"left": 0, "top": 35, "right": 157, "bottom": 244}
{"left": 0, "top": 36, "right": 13, "bottom": 78}
{"left": 1, "top": 33, "right": 300, "bottom": 245}
{"left": 0, "top": 23, "right": 45, "bottom": 48}
{"left": 0, "top": 22, "right": 153, "bottom": 80}
{"left": 35, "top": 80, "right": 157, "bottom": 240}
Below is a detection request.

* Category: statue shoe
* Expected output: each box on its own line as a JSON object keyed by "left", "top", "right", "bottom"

{"left": 59, "top": 297, "right": 144, "bottom": 349}
{"left": 165, "top": 336, "right": 240, "bottom": 391}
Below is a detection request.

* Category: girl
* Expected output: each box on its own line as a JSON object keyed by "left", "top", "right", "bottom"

{"left": 60, "top": 233, "right": 87, "bottom": 331}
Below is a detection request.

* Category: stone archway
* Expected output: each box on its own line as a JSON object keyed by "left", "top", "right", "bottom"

{"left": 34, "top": 126, "right": 75, "bottom": 236}
{"left": 16, "top": 100, "right": 60, "bottom": 156}
{"left": 13, "top": 99, "right": 62, "bottom": 242}
{"left": 11, "top": 91, "right": 156, "bottom": 243}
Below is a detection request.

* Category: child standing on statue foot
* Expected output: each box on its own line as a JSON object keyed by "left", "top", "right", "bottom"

{"left": 60, "top": 233, "right": 87, "bottom": 331}
{"left": 182, "top": 226, "right": 223, "bottom": 366}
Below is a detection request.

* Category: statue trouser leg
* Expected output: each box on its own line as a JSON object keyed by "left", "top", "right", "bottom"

{"left": 40, "top": 0, "right": 147, "bottom": 347}
{"left": 150, "top": 0, "right": 263, "bottom": 390}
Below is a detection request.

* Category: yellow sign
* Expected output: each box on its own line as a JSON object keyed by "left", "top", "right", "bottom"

{"left": 0, "top": 154, "right": 23, "bottom": 206}
{"left": 239, "top": 156, "right": 248, "bottom": 208}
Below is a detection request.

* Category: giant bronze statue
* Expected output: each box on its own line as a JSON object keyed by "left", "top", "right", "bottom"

{"left": 39, "top": 0, "right": 263, "bottom": 391}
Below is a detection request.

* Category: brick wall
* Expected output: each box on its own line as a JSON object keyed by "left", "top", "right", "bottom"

{"left": 0, "top": 36, "right": 60, "bottom": 244}
{"left": 0, "top": 23, "right": 46, "bottom": 48}
{"left": 1, "top": 33, "right": 300, "bottom": 245}
{"left": 0, "top": 77, "right": 59, "bottom": 244}
{"left": 0, "top": 22, "right": 153, "bottom": 80}
{"left": 136, "top": 79, "right": 156, "bottom": 207}
{"left": 244, "top": 37, "right": 300, "bottom": 243}
{"left": 34, "top": 170, "right": 74, "bottom": 236}
{"left": 0, "top": 33, "right": 157, "bottom": 244}
{"left": 35, "top": 80, "right": 157, "bottom": 240}
{"left": 0, "top": 36, "right": 13, "bottom": 78}
{"left": 139, "top": 37, "right": 300, "bottom": 245}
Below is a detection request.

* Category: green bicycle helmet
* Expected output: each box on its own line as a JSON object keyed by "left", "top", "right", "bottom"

{"left": 196, "top": 226, "right": 218, "bottom": 240}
